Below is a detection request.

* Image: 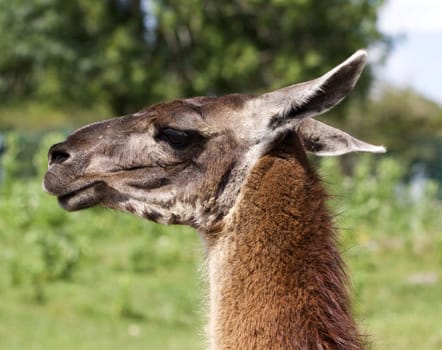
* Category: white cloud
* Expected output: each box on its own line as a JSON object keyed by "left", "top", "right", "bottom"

{"left": 379, "top": 0, "right": 442, "bottom": 34}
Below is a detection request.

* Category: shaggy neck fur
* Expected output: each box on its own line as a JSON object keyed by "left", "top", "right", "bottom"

{"left": 206, "top": 135, "right": 364, "bottom": 350}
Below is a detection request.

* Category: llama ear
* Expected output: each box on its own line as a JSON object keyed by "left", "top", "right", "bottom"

{"left": 295, "top": 118, "right": 386, "bottom": 156}
{"left": 250, "top": 50, "right": 367, "bottom": 130}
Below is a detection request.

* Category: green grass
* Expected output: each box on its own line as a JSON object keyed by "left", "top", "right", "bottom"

{"left": 0, "top": 223, "right": 205, "bottom": 350}
{"left": 348, "top": 242, "right": 442, "bottom": 349}
{"left": 0, "top": 221, "right": 441, "bottom": 349}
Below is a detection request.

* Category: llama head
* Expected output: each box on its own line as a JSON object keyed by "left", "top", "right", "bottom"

{"left": 43, "top": 50, "right": 384, "bottom": 232}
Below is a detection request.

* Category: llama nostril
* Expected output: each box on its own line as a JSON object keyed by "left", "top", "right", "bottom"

{"left": 48, "top": 143, "right": 71, "bottom": 165}
{"left": 51, "top": 150, "right": 70, "bottom": 164}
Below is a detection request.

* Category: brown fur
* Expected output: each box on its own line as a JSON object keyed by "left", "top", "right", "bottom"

{"left": 207, "top": 133, "right": 364, "bottom": 350}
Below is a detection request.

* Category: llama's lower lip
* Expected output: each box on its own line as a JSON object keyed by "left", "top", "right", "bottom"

{"left": 57, "top": 182, "right": 100, "bottom": 211}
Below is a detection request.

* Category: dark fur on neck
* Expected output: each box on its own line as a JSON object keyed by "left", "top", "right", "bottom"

{"left": 207, "top": 132, "right": 364, "bottom": 350}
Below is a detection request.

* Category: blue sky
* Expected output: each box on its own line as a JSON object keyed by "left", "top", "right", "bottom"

{"left": 376, "top": 0, "right": 442, "bottom": 105}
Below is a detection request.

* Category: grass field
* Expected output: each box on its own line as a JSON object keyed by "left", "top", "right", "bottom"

{"left": 0, "top": 218, "right": 441, "bottom": 350}
{"left": 0, "top": 216, "right": 205, "bottom": 350}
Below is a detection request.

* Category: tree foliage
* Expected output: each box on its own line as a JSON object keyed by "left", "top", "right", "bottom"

{"left": 0, "top": 0, "right": 389, "bottom": 114}
{"left": 336, "top": 87, "right": 442, "bottom": 182}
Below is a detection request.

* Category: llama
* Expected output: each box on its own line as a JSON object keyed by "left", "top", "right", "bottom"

{"left": 44, "top": 50, "right": 385, "bottom": 349}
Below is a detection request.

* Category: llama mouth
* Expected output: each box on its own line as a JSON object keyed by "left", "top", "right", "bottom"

{"left": 57, "top": 182, "right": 102, "bottom": 211}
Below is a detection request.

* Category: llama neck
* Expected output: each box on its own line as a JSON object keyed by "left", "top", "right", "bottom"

{"left": 206, "top": 150, "right": 364, "bottom": 350}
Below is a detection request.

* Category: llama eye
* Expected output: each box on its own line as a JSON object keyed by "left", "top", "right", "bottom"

{"left": 157, "top": 128, "right": 195, "bottom": 149}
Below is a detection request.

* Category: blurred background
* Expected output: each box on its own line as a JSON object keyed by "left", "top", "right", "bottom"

{"left": 0, "top": 0, "right": 441, "bottom": 349}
